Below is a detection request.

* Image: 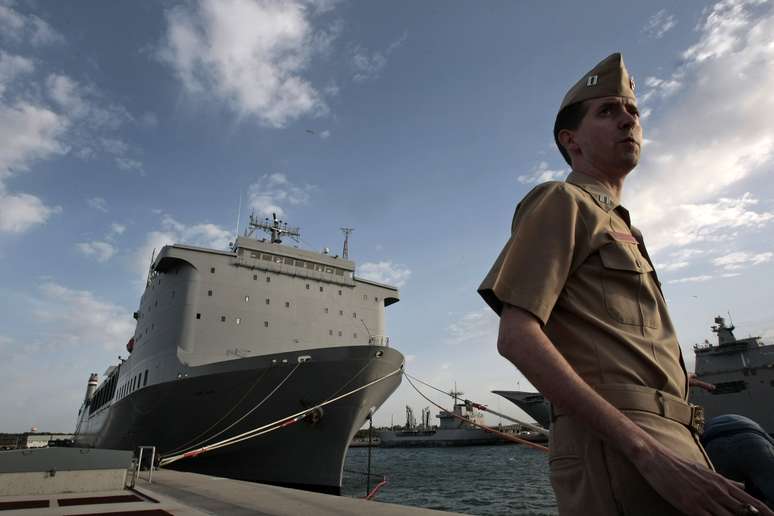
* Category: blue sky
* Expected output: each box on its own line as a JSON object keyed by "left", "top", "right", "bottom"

{"left": 1, "top": 0, "right": 774, "bottom": 432}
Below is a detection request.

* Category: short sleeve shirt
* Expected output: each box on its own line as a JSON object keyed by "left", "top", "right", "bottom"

{"left": 478, "top": 171, "right": 688, "bottom": 400}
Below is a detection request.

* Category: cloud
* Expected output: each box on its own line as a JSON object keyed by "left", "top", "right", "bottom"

{"left": 319, "top": 129, "right": 330, "bottom": 139}
{"left": 517, "top": 161, "right": 567, "bottom": 185}
{"left": 247, "top": 173, "right": 313, "bottom": 218}
{"left": 115, "top": 157, "right": 144, "bottom": 173}
{"left": 445, "top": 308, "right": 499, "bottom": 347}
{"left": 75, "top": 241, "right": 116, "bottom": 263}
{"left": 712, "top": 251, "right": 773, "bottom": 270}
{"left": 627, "top": 0, "right": 774, "bottom": 257}
{"left": 0, "top": 191, "right": 61, "bottom": 233}
{"left": 159, "top": 0, "right": 333, "bottom": 127}
{"left": 87, "top": 197, "right": 108, "bottom": 212}
{"left": 0, "top": 51, "right": 34, "bottom": 97}
{"left": 109, "top": 223, "right": 126, "bottom": 236}
{"left": 655, "top": 261, "right": 690, "bottom": 273}
{"left": 351, "top": 32, "right": 406, "bottom": 83}
{"left": 0, "top": 3, "right": 63, "bottom": 46}
{"left": 134, "top": 214, "right": 232, "bottom": 285}
{"left": 643, "top": 9, "right": 677, "bottom": 39}
{"left": 667, "top": 275, "right": 714, "bottom": 284}
{"left": 357, "top": 261, "right": 411, "bottom": 287}
{"left": 33, "top": 282, "right": 134, "bottom": 350}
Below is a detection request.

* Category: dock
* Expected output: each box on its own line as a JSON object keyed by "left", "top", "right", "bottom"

{"left": 0, "top": 468, "right": 462, "bottom": 515}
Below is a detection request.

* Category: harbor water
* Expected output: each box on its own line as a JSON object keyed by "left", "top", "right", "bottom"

{"left": 342, "top": 444, "right": 558, "bottom": 515}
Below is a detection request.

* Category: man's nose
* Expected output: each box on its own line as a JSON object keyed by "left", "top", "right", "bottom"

{"left": 619, "top": 109, "right": 638, "bottom": 129}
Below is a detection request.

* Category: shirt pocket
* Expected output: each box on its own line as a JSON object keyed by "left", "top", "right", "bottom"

{"left": 598, "top": 243, "right": 655, "bottom": 327}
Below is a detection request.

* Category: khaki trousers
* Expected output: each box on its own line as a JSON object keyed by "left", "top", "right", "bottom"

{"left": 549, "top": 412, "right": 712, "bottom": 516}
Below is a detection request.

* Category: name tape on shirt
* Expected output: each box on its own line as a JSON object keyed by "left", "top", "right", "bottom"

{"left": 611, "top": 231, "right": 638, "bottom": 244}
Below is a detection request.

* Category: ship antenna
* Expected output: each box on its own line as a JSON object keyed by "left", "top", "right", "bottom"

{"left": 727, "top": 310, "right": 734, "bottom": 329}
{"left": 340, "top": 227, "right": 353, "bottom": 259}
{"left": 234, "top": 193, "right": 242, "bottom": 244}
{"left": 245, "top": 212, "right": 300, "bottom": 244}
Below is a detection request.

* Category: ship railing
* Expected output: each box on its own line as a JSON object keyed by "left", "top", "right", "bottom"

{"left": 369, "top": 335, "right": 390, "bottom": 347}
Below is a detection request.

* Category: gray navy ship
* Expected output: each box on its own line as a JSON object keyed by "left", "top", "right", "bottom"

{"left": 494, "top": 316, "right": 774, "bottom": 436}
{"left": 72, "top": 214, "right": 405, "bottom": 494}
{"left": 380, "top": 391, "right": 503, "bottom": 447}
{"left": 690, "top": 316, "right": 773, "bottom": 435}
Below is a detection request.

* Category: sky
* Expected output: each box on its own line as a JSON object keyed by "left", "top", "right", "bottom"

{"left": 1, "top": 0, "right": 773, "bottom": 432}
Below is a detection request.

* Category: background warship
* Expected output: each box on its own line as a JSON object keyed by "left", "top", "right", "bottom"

{"left": 690, "top": 316, "right": 773, "bottom": 434}
{"left": 494, "top": 316, "right": 774, "bottom": 436}
{"left": 380, "top": 390, "right": 503, "bottom": 447}
{"left": 72, "top": 214, "right": 405, "bottom": 494}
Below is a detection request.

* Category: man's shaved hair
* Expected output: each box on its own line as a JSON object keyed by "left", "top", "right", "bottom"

{"left": 553, "top": 101, "right": 590, "bottom": 166}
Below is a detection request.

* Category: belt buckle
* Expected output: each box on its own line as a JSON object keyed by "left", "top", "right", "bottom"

{"left": 690, "top": 404, "right": 705, "bottom": 435}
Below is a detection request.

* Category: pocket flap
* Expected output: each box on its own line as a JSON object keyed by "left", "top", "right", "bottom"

{"left": 599, "top": 244, "right": 653, "bottom": 273}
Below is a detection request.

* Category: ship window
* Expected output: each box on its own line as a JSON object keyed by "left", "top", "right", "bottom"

{"left": 251, "top": 252, "right": 259, "bottom": 258}
{"left": 295, "top": 260, "right": 304, "bottom": 267}
{"left": 154, "top": 300, "right": 158, "bottom": 307}
{"left": 210, "top": 267, "right": 215, "bottom": 273}
{"left": 338, "top": 331, "right": 342, "bottom": 337}
{"left": 221, "top": 316, "right": 226, "bottom": 322}
{"left": 375, "top": 297, "right": 378, "bottom": 302}
{"left": 262, "top": 253, "right": 271, "bottom": 261}
{"left": 319, "top": 286, "right": 324, "bottom": 292}
{"left": 353, "top": 312, "right": 356, "bottom": 318}
{"left": 329, "top": 330, "right": 333, "bottom": 336}
{"left": 208, "top": 290, "right": 213, "bottom": 296}
{"left": 335, "top": 269, "right": 344, "bottom": 276}
{"left": 363, "top": 294, "right": 368, "bottom": 300}
{"left": 266, "top": 276, "right": 271, "bottom": 283}
{"left": 324, "top": 307, "right": 329, "bottom": 313}
{"left": 151, "top": 323, "right": 155, "bottom": 330}
{"left": 235, "top": 317, "right": 241, "bottom": 325}
{"left": 243, "top": 296, "right": 248, "bottom": 303}
{"left": 354, "top": 333, "right": 357, "bottom": 338}
{"left": 339, "top": 310, "right": 343, "bottom": 316}
{"left": 196, "top": 313, "right": 201, "bottom": 319}
{"left": 338, "top": 290, "right": 342, "bottom": 296}
{"left": 325, "top": 267, "right": 333, "bottom": 274}
{"left": 264, "top": 321, "right": 269, "bottom": 328}
{"left": 284, "top": 257, "right": 294, "bottom": 265}
{"left": 306, "top": 284, "right": 310, "bottom": 290}
{"left": 266, "top": 298, "right": 270, "bottom": 305}
{"left": 144, "top": 370, "right": 148, "bottom": 386}
{"left": 171, "top": 290, "right": 175, "bottom": 298}
{"left": 285, "top": 301, "right": 290, "bottom": 308}
{"left": 305, "top": 262, "right": 315, "bottom": 270}
{"left": 253, "top": 274, "right": 258, "bottom": 280}
{"left": 275, "top": 256, "right": 283, "bottom": 264}
{"left": 315, "top": 264, "right": 323, "bottom": 272}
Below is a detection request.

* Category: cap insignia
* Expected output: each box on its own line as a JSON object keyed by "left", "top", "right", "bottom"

{"left": 629, "top": 75, "right": 635, "bottom": 91}
{"left": 586, "top": 75, "right": 599, "bottom": 87}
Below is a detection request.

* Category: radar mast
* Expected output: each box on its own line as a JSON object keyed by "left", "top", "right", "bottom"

{"left": 245, "top": 212, "right": 300, "bottom": 244}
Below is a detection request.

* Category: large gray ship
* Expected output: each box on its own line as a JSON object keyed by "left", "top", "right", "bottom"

{"left": 690, "top": 316, "right": 773, "bottom": 434}
{"left": 72, "top": 215, "right": 405, "bottom": 494}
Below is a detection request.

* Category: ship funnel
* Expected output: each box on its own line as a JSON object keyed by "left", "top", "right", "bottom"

{"left": 84, "top": 373, "right": 98, "bottom": 402}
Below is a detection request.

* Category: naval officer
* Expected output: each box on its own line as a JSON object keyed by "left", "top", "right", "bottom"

{"left": 478, "top": 53, "right": 773, "bottom": 516}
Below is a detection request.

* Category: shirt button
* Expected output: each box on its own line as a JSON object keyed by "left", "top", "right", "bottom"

{"left": 635, "top": 260, "right": 641, "bottom": 267}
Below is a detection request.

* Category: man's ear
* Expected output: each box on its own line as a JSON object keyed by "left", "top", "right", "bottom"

{"left": 557, "top": 128, "right": 578, "bottom": 155}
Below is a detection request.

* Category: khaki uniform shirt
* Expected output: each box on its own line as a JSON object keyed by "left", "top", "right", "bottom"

{"left": 479, "top": 170, "right": 688, "bottom": 401}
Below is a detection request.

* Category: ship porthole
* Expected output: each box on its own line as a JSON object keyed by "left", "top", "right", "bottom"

{"left": 375, "top": 350, "right": 384, "bottom": 358}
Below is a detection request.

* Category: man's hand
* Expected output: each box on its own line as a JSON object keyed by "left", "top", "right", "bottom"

{"left": 689, "top": 373, "right": 716, "bottom": 392}
{"left": 497, "top": 304, "right": 773, "bottom": 516}
{"left": 633, "top": 436, "right": 773, "bottom": 516}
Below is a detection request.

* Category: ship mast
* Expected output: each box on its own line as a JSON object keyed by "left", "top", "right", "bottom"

{"left": 245, "top": 212, "right": 300, "bottom": 244}
{"left": 340, "top": 227, "right": 353, "bottom": 259}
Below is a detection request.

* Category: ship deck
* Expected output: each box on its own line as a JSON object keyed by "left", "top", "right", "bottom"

{"left": 0, "top": 469, "right": 462, "bottom": 515}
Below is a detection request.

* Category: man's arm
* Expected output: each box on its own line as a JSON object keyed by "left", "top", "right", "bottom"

{"left": 499, "top": 304, "right": 772, "bottom": 516}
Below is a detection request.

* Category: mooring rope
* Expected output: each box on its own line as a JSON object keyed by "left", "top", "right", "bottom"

{"left": 402, "top": 372, "right": 549, "bottom": 453}
{"left": 159, "top": 366, "right": 403, "bottom": 466}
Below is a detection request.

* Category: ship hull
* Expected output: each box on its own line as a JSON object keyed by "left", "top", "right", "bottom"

{"left": 379, "top": 428, "right": 504, "bottom": 448}
{"left": 73, "top": 345, "right": 403, "bottom": 494}
{"left": 690, "top": 368, "right": 774, "bottom": 435}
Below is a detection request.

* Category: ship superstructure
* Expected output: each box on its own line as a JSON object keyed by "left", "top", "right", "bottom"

{"left": 73, "top": 215, "right": 404, "bottom": 493}
{"left": 690, "top": 316, "right": 774, "bottom": 434}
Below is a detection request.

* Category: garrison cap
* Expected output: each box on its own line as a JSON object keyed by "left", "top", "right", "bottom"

{"left": 558, "top": 53, "right": 636, "bottom": 113}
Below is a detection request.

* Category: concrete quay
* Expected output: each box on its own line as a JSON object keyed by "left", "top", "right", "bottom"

{"left": 0, "top": 468, "right": 464, "bottom": 515}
